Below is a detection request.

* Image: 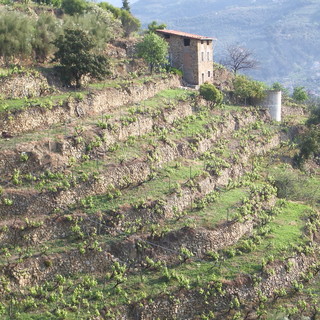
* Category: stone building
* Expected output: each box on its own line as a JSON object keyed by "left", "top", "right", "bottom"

{"left": 157, "top": 29, "right": 216, "bottom": 86}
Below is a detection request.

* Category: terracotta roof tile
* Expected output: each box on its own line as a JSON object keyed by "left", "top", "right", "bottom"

{"left": 156, "top": 29, "right": 216, "bottom": 41}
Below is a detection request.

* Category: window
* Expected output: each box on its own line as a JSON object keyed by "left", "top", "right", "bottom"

{"left": 208, "top": 71, "right": 211, "bottom": 78}
{"left": 207, "top": 52, "right": 210, "bottom": 61}
{"left": 201, "top": 52, "right": 204, "bottom": 61}
{"left": 184, "top": 38, "right": 190, "bottom": 46}
{"left": 207, "top": 40, "right": 210, "bottom": 45}
{"left": 201, "top": 40, "right": 204, "bottom": 44}
{"left": 202, "top": 73, "right": 205, "bottom": 84}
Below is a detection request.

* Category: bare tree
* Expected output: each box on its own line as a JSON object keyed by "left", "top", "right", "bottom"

{"left": 221, "top": 44, "right": 259, "bottom": 74}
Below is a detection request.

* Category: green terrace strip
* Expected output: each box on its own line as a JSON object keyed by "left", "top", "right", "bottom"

{"left": 0, "top": 88, "right": 195, "bottom": 150}
{"left": 3, "top": 201, "right": 313, "bottom": 319}
{"left": 177, "top": 201, "right": 309, "bottom": 281}
{"left": 3, "top": 104, "right": 215, "bottom": 190}
{"left": 0, "top": 92, "right": 88, "bottom": 114}
{"left": 0, "top": 74, "right": 179, "bottom": 114}
{"left": 80, "top": 159, "right": 204, "bottom": 214}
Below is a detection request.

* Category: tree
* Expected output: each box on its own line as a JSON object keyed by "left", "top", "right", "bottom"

{"left": 0, "top": 9, "right": 34, "bottom": 64}
{"left": 32, "top": 13, "right": 60, "bottom": 62}
{"left": 61, "top": 0, "right": 88, "bottom": 15}
{"left": 122, "top": 0, "right": 130, "bottom": 12}
{"left": 199, "top": 83, "right": 223, "bottom": 108}
{"left": 98, "top": 2, "right": 140, "bottom": 37}
{"left": 292, "top": 86, "right": 309, "bottom": 103}
{"left": 53, "top": 28, "right": 110, "bottom": 88}
{"left": 221, "top": 44, "right": 259, "bottom": 74}
{"left": 233, "top": 75, "right": 266, "bottom": 105}
{"left": 136, "top": 33, "right": 168, "bottom": 73}
{"left": 120, "top": 10, "right": 140, "bottom": 37}
{"left": 147, "top": 21, "right": 167, "bottom": 33}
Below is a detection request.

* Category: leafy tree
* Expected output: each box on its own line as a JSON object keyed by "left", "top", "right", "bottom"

{"left": 221, "top": 44, "right": 259, "bottom": 74}
{"left": 99, "top": 2, "right": 140, "bottom": 37}
{"left": 61, "top": 0, "right": 88, "bottom": 15}
{"left": 147, "top": 21, "right": 167, "bottom": 33}
{"left": 295, "top": 102, "right": 320, "bottom": 164}
{"left": 271, "top": 82, "right": 289, "bottom": 97}
{"left": 199, "top": 83, "right": 223, "bottom": 108}
{"left": 296, "top": 125, "right": 320, "bottom": 164}
{"left": 292, "top": 86, "right": 309, "bottom": 103}
{"left": 53, "top": 28, "right": 110, "bottom": 87}
{"left": 63, "top": 9, "right": 119, "bottom": 48}
{"left": 136, "top": 33, "right": 168, "bottom": 73}
{"left": 122, "top": 0, "right": 130, "bottom": 12}
{"left": 120, "top": 10, "right": 140, "bottom": 37}
{"left": 233, "top": 75, "right": 266, "bottom": 105}
{"left": 0, "top": 9, "right": 34, "bottom": 64}
{"left": 32, "top": 13, "right": 60, "bottom": 62}
{"left": 99, "top": 2, "right": 122, "bottom": 19}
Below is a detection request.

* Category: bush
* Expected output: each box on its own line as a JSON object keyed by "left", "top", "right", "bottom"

{"left": 292, "top": 86, "right": 309, "bottom": 103}
{"left": 167, "top": 67, "right": 183, "bottom": 77}
{"left": 0, "top": 9, "right": 34, "bottom": 64}
{"left": 199, "top": 83, "right": 223, "bottom": 108}
{"left": 61, "top": 0, "right": 88, "bottom": 15}
{"left": 233, "top": 75, "right": 266, "bottom": 105}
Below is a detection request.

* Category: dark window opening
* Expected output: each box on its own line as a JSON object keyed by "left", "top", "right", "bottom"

{"left": 201, "top": 40, "right": 204, "bottom": 44}
{"left": 208, "top": 71, "right": 211, "bottom": 77}
{"left": 184, "top": 38, "right": 190, "bottom": 46}
{"left": 207, "top": 40, "right": 210, "bottom": 45}
{"left": 165, "top": 34, "right": 170, "bottom": 39}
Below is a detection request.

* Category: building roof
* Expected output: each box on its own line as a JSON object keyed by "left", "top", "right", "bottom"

{"left": 156, "top": 29, "right": 216, "bottom": 41}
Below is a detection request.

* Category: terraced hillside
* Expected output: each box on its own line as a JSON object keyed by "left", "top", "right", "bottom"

{"left": 0, "top": 73, "right": 319, "bottom": 319}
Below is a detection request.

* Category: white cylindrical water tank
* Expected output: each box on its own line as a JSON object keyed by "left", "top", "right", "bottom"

{"left": 264, "top": 90, "right": 282, "bottom": 122}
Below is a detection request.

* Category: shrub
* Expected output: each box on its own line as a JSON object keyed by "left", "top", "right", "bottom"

{"left": 292, "top": 86, "right": 309, "bottom": 103}
{"left": 199, "top": 83, "right": 223, "bottom": 108}
{"left": 233, "top": 75, "right": 266, "bottom": 105}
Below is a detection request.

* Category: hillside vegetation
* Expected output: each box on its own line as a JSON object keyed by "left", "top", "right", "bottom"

{"left": 0, "top": 1, "right": 319, "bottom": 319}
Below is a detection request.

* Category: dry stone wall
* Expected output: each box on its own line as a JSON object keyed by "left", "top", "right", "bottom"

{"left": 0, "top": 75, "right": 181, "bottom": 134}
{"left": 0, "top": 71, "right": 51, "bottom": 99}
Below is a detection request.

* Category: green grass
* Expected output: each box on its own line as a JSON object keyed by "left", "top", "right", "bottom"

{"left": 0, "top": 92, "right": 88, "bottom": 113}
{"left": 195, "top": 187, "right": 249, "bottom": 228}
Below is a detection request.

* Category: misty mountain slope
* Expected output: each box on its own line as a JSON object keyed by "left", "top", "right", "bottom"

{"left": 132, "top": 0, "right": 320, "bottom": 91}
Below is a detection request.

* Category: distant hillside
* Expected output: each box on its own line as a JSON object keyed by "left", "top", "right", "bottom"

{"left": 132, "top": 0, "right": 320, "bottom": 92}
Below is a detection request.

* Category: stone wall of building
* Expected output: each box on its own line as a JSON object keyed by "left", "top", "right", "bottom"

{"left": 161, "top": 34, "right": 213, "bottom": 86}
{"left": 165, "top": 35, "right": 195, "bottom": 83}
{"left": 197, "top": 39, "right": 214, "bottom": 85}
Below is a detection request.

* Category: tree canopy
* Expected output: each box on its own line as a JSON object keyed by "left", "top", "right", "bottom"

{"left": 122, "top": 0, "right": 130, "bottom": 12}
{"left": 199, "top": 83, "right": 223, "bottom": 108}
{"left": 233, "top": 75, "right": 266, "bottom": 105}
{"left": 0, "top": 9, "right": 34, "bottom": 64}
{"left": 61, "top": 0, "right": 88, "bottom": 15}
{"left": 53, "top": 28, "right": 110, "bottom": 88}
{"left": 292, "top": 86, "right": 309, "bottom": 103}
{"left": 147, "top": 21, "right": 167, "bottom": 33}
{"left": 135, "top": 33, "right": 168, "bottom": 73}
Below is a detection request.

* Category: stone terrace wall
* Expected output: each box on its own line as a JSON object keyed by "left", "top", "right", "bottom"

{"left": 0, "top": 72, "right": 51, "bottom": 99}
{"left": 0, "top": 75, "right": 181, "bottom": 134}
